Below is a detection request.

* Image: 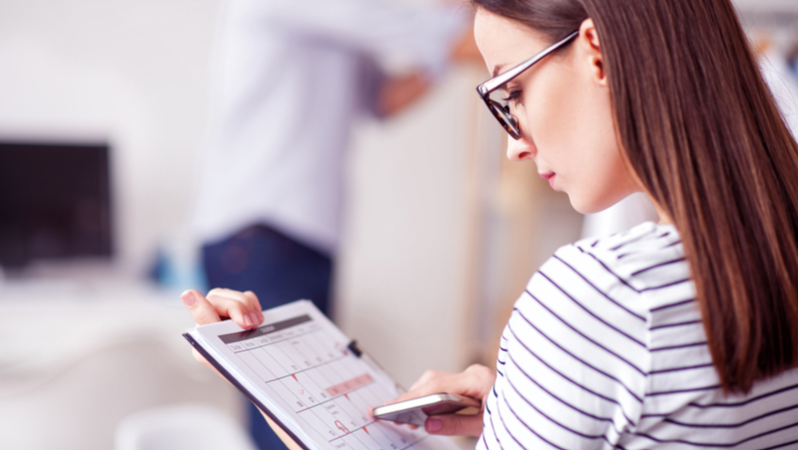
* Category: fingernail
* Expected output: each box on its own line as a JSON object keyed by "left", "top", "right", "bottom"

{"left": 251, "top": 313, "right": 261, "bottom": 326}
{"left": 426, "top": 419, "right": 442, "bottom": 433}
{"left": 243, "top": 313, "right": 253, "bottom": 327}
{"left": 181, "top": 291, "right": 196, "bottom": 307}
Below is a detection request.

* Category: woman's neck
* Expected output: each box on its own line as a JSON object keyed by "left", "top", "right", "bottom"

{"left": 653, "top": 200, "right": 672, "bottom": 225}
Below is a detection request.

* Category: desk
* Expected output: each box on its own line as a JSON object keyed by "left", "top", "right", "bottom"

{"left": 0, "top": 279, "right": 244, "bottom": 450}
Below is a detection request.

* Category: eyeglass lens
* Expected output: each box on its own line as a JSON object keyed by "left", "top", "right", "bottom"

{"left": 485, "top": 90, "right": 520, "bottom": 139}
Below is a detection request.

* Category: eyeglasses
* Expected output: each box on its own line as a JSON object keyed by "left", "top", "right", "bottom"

{"left": 476, "top": 31, "right": 579, "bottom": 140}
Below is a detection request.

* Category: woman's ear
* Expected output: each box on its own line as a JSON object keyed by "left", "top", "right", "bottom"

{"left": 578, "top": 18, "right": 607, "bottom": 86}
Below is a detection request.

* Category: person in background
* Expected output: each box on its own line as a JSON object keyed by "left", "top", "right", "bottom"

{"left": 189, "top": 0, "right": 478, "bottom": 448}
{"left": 184, "top": 0, "right": 797, "bottom": 447}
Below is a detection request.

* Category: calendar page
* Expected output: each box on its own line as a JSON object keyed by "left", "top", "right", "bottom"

{"left": 183, "top": 300, "right": 462, "bottom": 450}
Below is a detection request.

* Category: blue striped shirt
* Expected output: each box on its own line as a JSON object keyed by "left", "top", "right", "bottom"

{"left": 477, "top": 221, "right": 798, "bottom": 449}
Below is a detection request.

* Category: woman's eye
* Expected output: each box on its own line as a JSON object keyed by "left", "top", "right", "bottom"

{"left": 502, "top": 90, "right": 522, "bottom": 105}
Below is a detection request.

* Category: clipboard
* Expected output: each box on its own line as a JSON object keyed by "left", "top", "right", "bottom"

{"left": 183, "top": 300, "right": 462, "bottom": 450}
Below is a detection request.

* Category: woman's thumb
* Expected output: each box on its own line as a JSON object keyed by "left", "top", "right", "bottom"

{"left": 181, "top": 289, "right": 221, "bottom": 325}
{"left": 424, "top": 413, "right": 483, "bottom": 437}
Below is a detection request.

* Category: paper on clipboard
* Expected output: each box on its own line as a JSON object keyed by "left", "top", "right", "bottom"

{"left": 183, "top": 300, "right": 463, "bottom": 450}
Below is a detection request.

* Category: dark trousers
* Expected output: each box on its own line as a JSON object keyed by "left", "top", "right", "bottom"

{"left": 202, "top": 224, "right": 332, "bottom": 450}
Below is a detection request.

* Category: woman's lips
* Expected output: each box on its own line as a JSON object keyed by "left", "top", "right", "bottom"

{"left": 540, "top": 172, "right": 556, "bottom": 189}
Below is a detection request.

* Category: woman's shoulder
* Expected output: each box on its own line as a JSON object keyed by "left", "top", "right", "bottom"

{"left": 510, "top": 222, "right": 706, "bottom": 431}
{"left": 506, "top": 223, "right": 687, "bottom": 434}
{"left": 527, "top": 221, "right": 695, "bottom": 318}
{"left": 573, "top": 221, "right": 682, "bottom": 266}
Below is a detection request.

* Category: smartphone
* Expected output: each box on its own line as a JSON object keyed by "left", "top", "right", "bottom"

{"left": 371, "top": 393, "right": 482, "bottom": 426}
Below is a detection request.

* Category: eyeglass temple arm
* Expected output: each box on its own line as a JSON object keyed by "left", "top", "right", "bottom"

{"left": 477, "top": 31, "right": 579, "bottom": 95}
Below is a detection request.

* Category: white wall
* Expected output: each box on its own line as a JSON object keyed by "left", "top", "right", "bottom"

{"left": 337, "top": 66, "right": 482, "bottom": 387}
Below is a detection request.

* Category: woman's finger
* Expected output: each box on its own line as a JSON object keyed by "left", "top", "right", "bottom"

{"left": 408, "top": 369, "right": 444, "bottom": 392}
{"left": 181, "top": 290, "right": 221, "bottom": 325}
{"left": 391, "top": 365, "right": 495, "bottom": 407}
{"left": 425, "top": 413, "right": 484, "bottom": 437}
{"left": 207, "top": 288, "right": 263, "bottom": 328}
{"left": 242, "top": 290, "right": 264, "bottom": 324}
{"left": 393, "top": 374, "right": 456, "bottom": 404}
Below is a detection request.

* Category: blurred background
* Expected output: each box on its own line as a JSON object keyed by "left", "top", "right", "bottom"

{"left": 0, "top": 0, "right": 795, "bottom": 449}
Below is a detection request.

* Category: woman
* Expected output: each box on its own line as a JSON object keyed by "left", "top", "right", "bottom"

{"left": 183, "top": 0, "right": 798, "bottom": 447}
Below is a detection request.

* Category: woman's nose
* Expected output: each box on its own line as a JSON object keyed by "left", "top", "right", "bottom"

{"left": 506, "top": 134, "right": 535, "bottom": 161}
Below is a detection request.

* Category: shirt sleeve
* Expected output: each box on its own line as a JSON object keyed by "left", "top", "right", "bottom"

{"left": 241, "top": 0, "right": 469, "bottom": 77}
{"left": 356, "top": 54, "right": 387, "bottom": 119}
{"left": 479, "top": 244, "right": 650, "bottom": 449}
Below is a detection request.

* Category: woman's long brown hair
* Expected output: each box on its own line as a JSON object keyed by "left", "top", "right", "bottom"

{"left": 473, "top": 0, "right": 798, "bottom": 393}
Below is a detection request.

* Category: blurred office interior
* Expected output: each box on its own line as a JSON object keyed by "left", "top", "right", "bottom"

{"left": 0, "top": 0, "right": 795, "bottom": 449}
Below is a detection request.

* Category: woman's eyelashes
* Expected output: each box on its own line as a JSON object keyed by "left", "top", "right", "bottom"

{"left": 503, "top": 89, "right": 522, "bottom": 105}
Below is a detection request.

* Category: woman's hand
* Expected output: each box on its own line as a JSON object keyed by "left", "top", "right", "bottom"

{"left": 180, "top": 288, "right": 264, "bottom": 371}
{"left": 181, "top": 288, "right": 304, "bottom": 450}
{"left": 384, "top": 364, "right": 496, "bottom": 437}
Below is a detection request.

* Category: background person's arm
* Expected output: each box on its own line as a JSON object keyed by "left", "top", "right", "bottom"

{"left": 248, "top": 0, "right": 471, "bottom": 76}
{"left": 377, "top": 71, "right": 431, "bottom": 118}
{"left": 377, "top": 27, "right": 481, "bottom": 117}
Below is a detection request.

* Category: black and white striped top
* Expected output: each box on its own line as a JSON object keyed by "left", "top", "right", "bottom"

{"left": 477, "top": 221, "right": 798, "bottom": 449}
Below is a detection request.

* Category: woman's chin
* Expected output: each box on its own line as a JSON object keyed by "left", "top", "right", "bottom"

{"left": 568, "top": 193, "right": 616, "bottom": 215}
{"left": 567, "top": 193, "right": 595, "bottom": 215}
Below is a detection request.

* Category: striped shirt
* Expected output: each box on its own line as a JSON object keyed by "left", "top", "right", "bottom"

{"left": 477, "top": 221, "right": 798, "bottom": 449}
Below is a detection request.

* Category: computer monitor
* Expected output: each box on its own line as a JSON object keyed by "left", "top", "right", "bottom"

{"left": 0, "top": 140, "right": 113, "bottom": 267}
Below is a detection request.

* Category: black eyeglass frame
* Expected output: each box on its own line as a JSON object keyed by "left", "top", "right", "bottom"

{"left": 476, "top": 31, "right": 579, "bottom": 140}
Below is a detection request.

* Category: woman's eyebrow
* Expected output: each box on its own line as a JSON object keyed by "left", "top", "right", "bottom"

{"left": 492, "top": 64, "right": 507, "bottom": 77}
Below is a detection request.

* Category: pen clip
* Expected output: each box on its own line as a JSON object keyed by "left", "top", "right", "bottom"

{"left": 347, "top": 340, "right": 363, "bottom": 357}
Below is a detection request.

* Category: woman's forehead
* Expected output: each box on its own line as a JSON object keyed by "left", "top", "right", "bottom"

{"left": 474, "top": 8, "right": 550, "bottom": 76}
